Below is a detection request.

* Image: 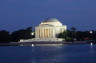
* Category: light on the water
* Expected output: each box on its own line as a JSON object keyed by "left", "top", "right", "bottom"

{"left": 32, "top": 44, "right": 34, "bottom": 47}
{"left": 90, "top": 42, "right": 93, "bottom": 46}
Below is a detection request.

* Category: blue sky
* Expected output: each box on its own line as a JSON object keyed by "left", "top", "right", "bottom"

{"left": 0, "top": 0, "right": 96, "bottom": 32}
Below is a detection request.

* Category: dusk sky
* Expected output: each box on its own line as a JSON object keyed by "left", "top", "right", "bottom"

{"left": 0, "top": 0, "right": 96, "bottom": 32}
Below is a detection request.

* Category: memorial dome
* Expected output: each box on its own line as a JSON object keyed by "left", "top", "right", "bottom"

{"left": 40, "top": 18, "right": 62, "bottom": 26}
{"left": 43, "top": 18, "right": 60, "bottom": 22}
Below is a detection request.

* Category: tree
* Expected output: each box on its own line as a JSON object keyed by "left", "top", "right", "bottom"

{"left": 58, "top": 30, "right": 67, "bottom": 38}
{"left": 70, "top": 27, "right": 76, "bottom": 31}
{"left": 76, "top": 31, "right": 84, "bottom": 41}
{"left": 10, "top": 27, "right": 33, "bottom": 42}
{"left": 0, "top": 30, "right": 10, "bottom": 43}
{"left": 70, "top": 27, "right": 77, "bottom": 38}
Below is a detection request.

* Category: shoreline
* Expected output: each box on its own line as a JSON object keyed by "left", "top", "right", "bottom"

{"left": 0, "top": 41, "right": 88, "bottom": 46}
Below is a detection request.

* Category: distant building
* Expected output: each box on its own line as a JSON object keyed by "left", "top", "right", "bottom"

{"left": 20, "top": 18, "right": 67, "bottom": 42}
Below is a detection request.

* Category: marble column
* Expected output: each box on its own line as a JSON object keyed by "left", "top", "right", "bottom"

{"left": 46, "top": 29, "right": 48, "bottom": 38}
{"left": 49, "top": 29, "right": 50, "bottom": 38}
{"left": 40, "top": 29, "right": 41, "bottom": 38}
{"left": 38, "top": 29, "right": 40, "bottom": 38}
{"left": 45, "top": 29, "right": 46, "bottom": 38}
{"left": 50, "top": 29, "right": 51, "bottom": 38}
{"left": 36, "top": 29, "right": 38, "bottom": 38}
{"left": 42, "top": 28, "right": 44, "bottom": 38}
{"left": 44, "top": 29, "right": 45, "bottom": 38}
{"left": 40, "top": 29, "right": 42, "bottom": 38}
{"left": 39, "top": 29, "right": 40, "bottom": 38}
{"left": 50, "top": 29, "right": 52, "bottom": 38}
{"left": 48, "top": 29, "right": 49, "bottom": 38}
{"left": 51, "top": 29, "right": 53, "bottom": 38}
{"left": 38, "top": 29, "right": 39, "bottom": 38}
{"left": 53, "top": 29, "right": 55, "bottom": 38}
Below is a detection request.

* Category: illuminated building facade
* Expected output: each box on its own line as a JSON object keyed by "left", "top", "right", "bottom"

{"left": 34, "top": 18, "right": 67, "bottom": 41}
{"left": 20, "top": 18, "right": 67, "bottom": 42}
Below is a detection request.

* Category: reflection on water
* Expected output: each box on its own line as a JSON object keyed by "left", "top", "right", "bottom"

{"left": 90, "top": 42, "right": 93, "bottom": 46}
{"left": 32, "top": 44, "right": 34, "bottom": 47}
{"left": 0, "top": 44, "right": 96, "bottom": 63}
{"left": 90, "top": 42, "right": 93, "bottom": 53}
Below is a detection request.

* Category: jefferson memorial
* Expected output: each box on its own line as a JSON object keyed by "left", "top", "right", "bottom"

{"left": 20, "top": 18, "right": 67, "bottom": 42}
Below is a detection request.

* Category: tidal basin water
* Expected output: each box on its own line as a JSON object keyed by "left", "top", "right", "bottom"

{"left": 0, "top": 44, "right": 96, "bottom": 63}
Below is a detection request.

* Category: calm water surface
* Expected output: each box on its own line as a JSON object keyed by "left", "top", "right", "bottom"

{"left": 0, "top": 44, "right": 96, "bottom": 63}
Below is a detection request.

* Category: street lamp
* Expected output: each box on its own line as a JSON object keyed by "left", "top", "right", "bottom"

{"left": 31, "top": 32, "right": 34, "bottom": 35}
{"left": 31, "top": 32, "right": 35, "bottom": 38}
{"left": 90, "top": 31, "right": 93, "bottom": 34}
{"left": 89, "top": 31, "right": 93, "bottom": 40}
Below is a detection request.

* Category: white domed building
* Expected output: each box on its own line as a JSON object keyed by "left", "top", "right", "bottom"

{"left": 20, "top": 18, "right": 67, "bottom": 42}
{"left": 34, "top": 18, "right": 67, "bottom": 41}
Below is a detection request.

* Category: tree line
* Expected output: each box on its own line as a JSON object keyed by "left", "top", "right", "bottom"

{"left": 0, "top": 27, "right": 96, "bottom": 43}
{"left": 58, "top": 27, "right": 96, "bottom": 41}
{"left": 0, "top": 27, "right": 35, "bottom": 43}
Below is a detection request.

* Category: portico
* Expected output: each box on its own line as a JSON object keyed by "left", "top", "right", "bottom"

{"left": 20, "top": 18, "right": 67, "bottom": 42}
{"left": 35, "top": 27, "right": 55, "bottom": 38}
{"left": 34, "top": 18, "right": 67, "bottom": 41}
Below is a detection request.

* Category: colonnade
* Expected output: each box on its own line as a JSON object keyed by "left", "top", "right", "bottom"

{"left": 35, "top": 28, "right": 55, "bottom": 38}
